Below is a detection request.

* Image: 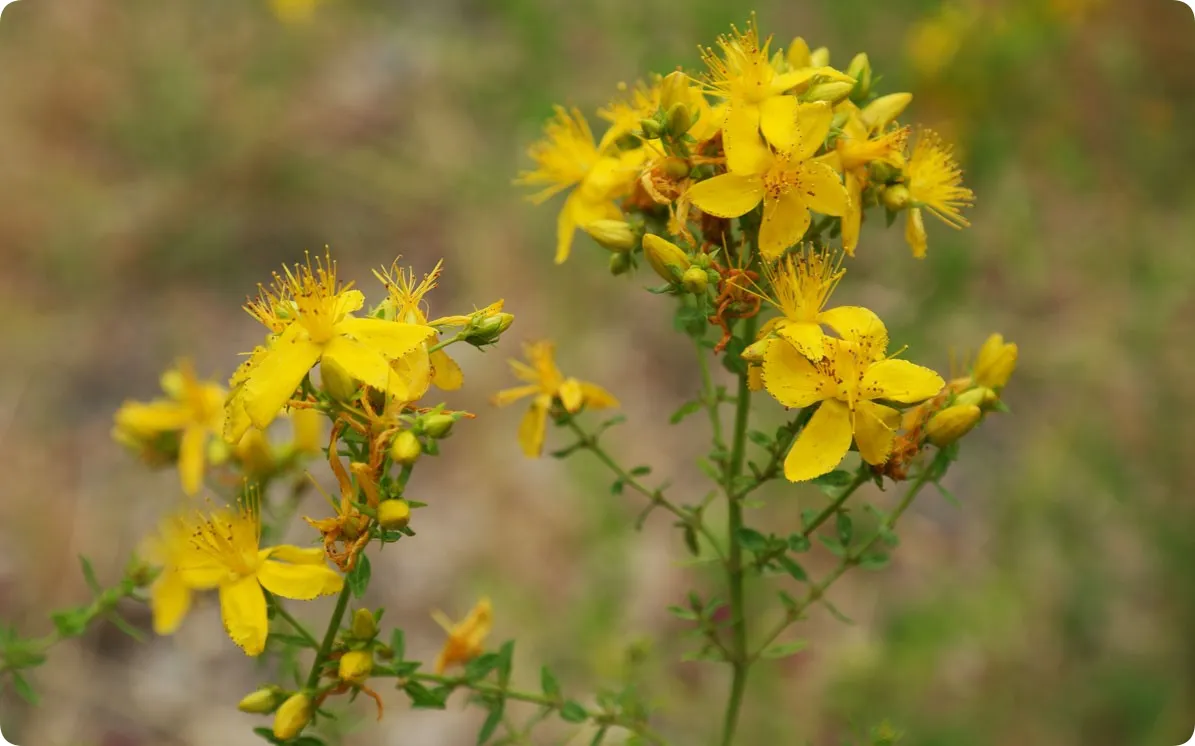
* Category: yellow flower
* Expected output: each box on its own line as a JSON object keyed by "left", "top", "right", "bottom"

{"left": 756, "top": 247, "right": 877, "bottom": 361}
{"left": 830, "top": 103, "right": 909, "bottom": 255}
{"left": 971, "top": 333, "right": 1017, "bottom": 390}
{"left": 599, "top": 74, "right": 721, "bottom": 145}
{"left": 761, "top": 317, "right": 943, "bottom": 481}
{"left": 374, "top": 259, "right": 464, "bottom": 398}
{"left": 701, "top": 18, "right": 851, "bottom": 173}
{"left": 151, "top": 500, "right": 344, "bottom": 656}
{"left": 688, "top": 101, "right": 849, "bottom": 261}
{"left": 491, "top": 341, "right": 618, "bottom": 457}
{"left": 432, "top": 597, "right": 492, "bottom": 673}
{"left": 269, "top": 0, "right": 319, "bottom": 25}
{"left": 902, "top": 130, "right": 974, "bottom": 258}
{"left": 113, "top": 359, "right": 225, "bottom": 495}
{"left": 225, "top": 254, "right": 436, "bottom": 442}
{"left": 515, "top": 107, "right": 643, "bottom": 264}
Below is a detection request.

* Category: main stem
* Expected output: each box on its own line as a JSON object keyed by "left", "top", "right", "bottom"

{"left": 720, "top": 314, "right": 757, "bottom": 746}
{"left": 305, "top": 583, "right": 353, "bottom": 690}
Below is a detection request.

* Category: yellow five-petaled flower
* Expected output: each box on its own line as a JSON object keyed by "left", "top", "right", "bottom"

{"left": 761, "top": 315, "right": 944, "bottom": 481}
{"left": 432, "top": 597, "right": 493, "bottom": 674}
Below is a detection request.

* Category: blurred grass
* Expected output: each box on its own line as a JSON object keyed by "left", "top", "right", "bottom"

{"left": 1, "top": 0, "right": 1195, "bottom": 744}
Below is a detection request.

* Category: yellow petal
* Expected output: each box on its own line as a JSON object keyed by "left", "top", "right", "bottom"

{"left": 579, "top": 382, "right": 619, "bottom": 409}
{"left": 841, "top": 171, "right": 863, "bottom": 256}
{"left": 861, "top": 92, "right": 913, "bottom": 133}
{"left": 758, "top": 96, "right": 800, "bottom": 152}
{"left": 219, "top": 576, "right": 269, "bottom": 656}
{"left": 322, "top": 336, "right": 392, "bottom": 391}
{"left": 257, "top": 559, "right": 343, "bottom": 600}
{"left": 761, "top": 338, "right": 831, "bottom": 408}
{"left": 389, "top": 347, "right": 433, "bottom": 402}
{"left": 178, "top": 424, "right": 207, "bottom": 496}
{"left": 783, "top": 399, "right": 853, "bottom": 482}
{"left": 559, "top": 378, "right": 584, "bottom": 413}
{"left": 861, "top": 359, "right": 945, "bottom": 403}
{"left": 491, "top": 385, "right": 540, "bottom": 407}
{"left": 747, "top": 364, "right": 764, "bottom": 392}
{"left": 430, "top": 349, "right": 464, "bottom": 391}
{"left": 175, "top": 557, "right": 226, "bottom": 590}
{"left": 224, "top": 390, "right": 254, "bottom": 445}
{"left": 905, "top": 208, "right": 928, "bottom": 259}
{"left": 336, "top": 289, "right": 366, "bottom": 317}
{"left": 723, "top": 104, "right": 769, "bottom": 174}
{"left": 151, "top": 568, "right": 193, "bottom": 636}
{"left": 759, "top": 192, "right": 811, "bottom": 261}
{"left": 688, "top": 173, "right": 765, "bottom": 219}
{"left": 261, "top": 545, "right": 327, "bottom": 565}
{"left": 555, "top": 194, "right": 579, "bottom": 264}
{"left": 290, "top": 407, "right": 323, "bottom": 453}
{"left": 854, "top": 400, "right": 899, "bottom": 466}
{"left": 243, "top": 336, "right": 323, "bottom": 430}
{"left": 335, "top": 317, "right": 436, "bottom": 360}
{"left": 794, "top": 102, "right": 834, "bottom": 160}
{"left": 114, "top": 401, "right": 191, "bottom": 436}
{"left": 799, "top": 161, "right": 849, "bottom": 216}
{"left": 775, "top": 321, "right": 825, "bottom": 361}
{"left": 818, "top": 306, "right": 888, "bottom": 356}
{"left": 517, "top": 398, "right": 550, "bottom": 457}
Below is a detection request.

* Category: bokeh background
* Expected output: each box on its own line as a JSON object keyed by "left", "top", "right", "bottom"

{"left": 1, "top": 0, "right": 1194, "bottom": 744}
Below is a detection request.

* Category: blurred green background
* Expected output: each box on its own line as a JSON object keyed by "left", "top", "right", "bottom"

{"left": 1, "top": 0, "right": 1194, "bottom": 744}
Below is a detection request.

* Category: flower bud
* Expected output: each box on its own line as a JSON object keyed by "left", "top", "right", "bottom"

{"left": 639, "top": 118, "right": 663, "bottom": 139}
{"left": 464, "top": 312, "right": 515, "bottom": 347}
{"left": 609, "top": 251, "right": 632, "bottom": 276}
{"left": 846, "top": 52, "right": 872, "bottom": 100}
{"left": 972, "top": 333, "right": 1017, "bottom": 390}
{"left": 926, "top": 404, "right": 982, "bottom": 447}
{"left": 338, "top": 650, "right": 373, "bottom": 684}
{"left": 238, "top": 686, "right": 284, "bottom": 714}
{"left": 272, "top": 693, "right": 313, "bottom": 740}
{"left": 351, "top": 608, "right": 378, "bottom": 640}
{"left": 810, "top": 46, "right": 831, "bottom": 67}
{"left": 862, "top": 93, "right": 913, "bottom": 132}
{"left": 804, "top": 80, "right": 855, "bottom": 104}
{"left": 787, "top": 37, "right": 812, "bottom": 69}
{"left": 953, "top": 386, "right": 996, "bottom": 410}
{"left": 642, "top": 234, "right": 691, "bottom": 283}
{"left": 390, "top": 430, "right": 422, "bottom": 465}
{"left": 320, "top": 358, "right": 359, "bottom": 404}
{"left": 881, "top": 184, "right": 911, "bottom": 211}
{"left": 583, "top": 220, "right": 637, "bottom": 253}
{"left": 659, "top": 70, "right": 690, "bottom": 112}
{"left": 681, "top": 266, "right": 708, "bottom": 295}
{"left": 423, "top": 414, "right": 455, "bottom": 439}
{"left": 378, "top": 499, "right": 411, "bottom": 531}
{"left": 868, "top": 161, "right": 901, "bottom": 185}
{"left": 665, "top": 102, "right": 692, "bottom": 136}
{"left": 662, "top": 157, "right": 691, "bottom": 180}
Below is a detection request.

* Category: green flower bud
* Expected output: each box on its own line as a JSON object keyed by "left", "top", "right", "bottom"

{"left": 351, "top": 608, "right": 378, "bottom": 640}
{"left": 846, "top": 52, "right": 872, "bottom": 100}
{"left": 665, "top": 102, "right": 692, "bottom": 136}
{"left": 609, "top": 251, "right": 632, "bottom": 276}
{"left": 681, "top": 266, "right": 708, "bottom": 294}
{"left": 804, "top": 80, "right": 855, "bottom": 104}
{"left": 881, "top": 184, "right": 911, "bottom": 211}
{"left": 423, "top": 414, "right": 455, "bottom": 439}
{"left": 378, "top": 499, "right": 411, "bottom": 531}
{"left": 583, "top": 220, "right": 638, "bottom": 252}
{"left": 639, "top": 118, "right": 663, "bottom": 139}
{"left": 659, "top": 70, "right": 690, "bottom": 112}
{"left": 642, "top": 234, "right": 691, "bottom": 283}
{"left": 238, "top": 686, "right": 284, "bottom": 714}
{"left": 390, "top": 430, "right": 422, "bottom": 465}
{"left": 464, "top": 312, "right": 515, "bottom": 347}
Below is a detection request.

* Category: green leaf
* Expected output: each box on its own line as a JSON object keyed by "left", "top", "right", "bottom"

{"left": 292, "top": 738, "right": 328, "bottom": 746}
{"left": 590, "top": 726, "right": 610, "bottom": 746}
{"left": 253, "top": 726, "right": 284, "bottom": 744}
{"left": 836, "top": 512, "right": 854, "bottom": 545}
{"left": 821, "top": 598, "right": 855, "bottom": 624}
{"left": 50, "top": 609, "right": 88, "bottom": 639}
{"left": 79, "top": 555, "right": 101, "bottom": 595}
{"left": 682, "top": 524, "right": 700, "bottom": 556}
{"left": 540, "top": 666, "right": 562, "bottom": 699}
{"left": 107, "top": 612, "right": 147, "bottom": 642}
{"left": 818, "top": 535, "right": 846, "bottom": 557}
{"left": 760, "top": 639, "right": 808, "bottom": 659}
{"left": 860, "top": 553, "right": 891, "bottom": 570}
{"left": 477, "top": 701, "right": 504, "bottom": 744}
{"left": 403, "top": 680, "right": 450, "bottom": 709}
{"left": 497, "top": 640, "right": 514, "bottom": 683}
{"left": 747, "top": 430, "right": 772, "bottom": 447}
{"left": 390, "top": 627, "right": 405, "bottom": 661}
{"left": 10, "top": 671, "right": 38, "bottom": 705}
{"left": 559, "top": 700, "right": 588, "bottom": 723}
{"left": 776, "top": 589, "right": 800, "bottom": 615}
{"left": 787, "top": 534, "right": 811, "bottom": 553}
{"left": 629, "top": 465, "right": 652, "bottom": 477}
{"left": 777, "top": 556, "right": 808, "bottom": 582}
{"left": 610, "top": 477, "right": 626, "bottom": 495}
{"left": 669, "top": 400, "right": 703, "bottom": 425}
{"left": 347, "top": 554, "right": 372, "bottom": 598}
{"left": 935, "top": 481, "right": 960, "bottom": 506}
{"left": 666, "top": 605, "right": 698, "bottom": 621}
{"left": 721, "top": 338, "right": 748, "bottom": 375}
{"left": 465, "top": 652, "right": 501, "bottom": 681}
{"left": 735, "top": 527, "right": 769, "bottom": 553}
{"left": 812, "top": 470, "right": 855, "bottom": 488}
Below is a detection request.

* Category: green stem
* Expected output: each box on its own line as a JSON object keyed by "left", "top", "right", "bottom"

{"left": 719, "top": 314, "right": 757, "bottom": 746}
{"left": 694, "top": 337, "right": 726, "bottom": 455}
{"left": 799, "top": 469, "right": 870, "bottom": 539}
{"left": 304, "top": 583, "right": 353, "bottom": 690}
{"left": 749, "top": 469, "right": 932, "bottom": 661}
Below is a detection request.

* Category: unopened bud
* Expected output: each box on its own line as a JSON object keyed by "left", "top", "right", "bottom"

{"left": 869, "top": 161, "right": 901, "bottom": 185}
{"left": 464, "top": 312, "right": 515, "bottom": 347}
{"left": 238, "top": 686, "right": 284, "bottom": 714}
{"left": 862, "top": 93, "right": 913, "bottom": 132}
{"left": 378, "top": 499, "right": 411, "bottom": 531}
{"left": 338, "top": 650, "right": 373, "bottom": 684}
{"left": 639, "top": 118, "right": 663, "bottom": 139}
{"left": 881, "top": 184, "right": 911, "bottom": 211}
{"left": 390, "top": 430, "right": 422, "bottom": 465}
{"left": 642, "top": 234, "right": 691, "bottom": 283}
{"left": 583, "top": 220, "right": 637, "bottom": 253}
{"left": 846, "top": 52, "right": 872, "bottom": 100}
{"left": 681, "top": 266, "right": 708, "bottom": 294}
{"left": 272, "top": 693, "right": 313, "bottom": 740}
{"left": 953, "top": 386, "right": 996, "bottom": 410}
{"left": 787, "top": 37, "right": 812, "bottom": 69}
{"left": 659, "top": 70, "right": 690, "bottom": 112}
{"left": 926, "top": 404, "right": 982, "bottom": 447}
{"left": 810, "top": 47, "right": 831, "bottom": 67}
{"left": 423, "top": 414, "right": 455, "bottom": 439}
{"left": 665, "top": 102, "right": 692, "bottom": 136}
{"left": 609, "top": 251, "right": 632, "bottom": 276}
{"left": 804, "top": 80, "right": 854, "bottom": 104}
{"left": 972, "top": 333, "right": 1018, "bottom": 390}
{"left": 320, "top": 358, "right": 359, "bottom": 403}
{"left": 662, "top": 157, "right": 691, "bottom": 180}
{"left": 351, "top": 608, "right": 378, "bottom": 640}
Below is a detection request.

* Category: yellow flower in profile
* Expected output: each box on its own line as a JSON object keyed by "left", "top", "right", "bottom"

{"left": 225, "top": 254, "right": 436, "bottom": 442}
{"left": 432, "top": 597, "right": 492, "bottom": 673}
{"left": 902, "top": 130, "right": 974, "bottom": 258}
{"left": 688, "top": 102, "right": 849, "bottom": 261}
{"left": 515, "top": 107, "right": 643, "bottom": 264}
{"left": 755, "top": 247, "right": 878, "bottom": 362}
{"left": 491, "top": 341, "right": 618, "bottom": 457}
{"left": 151, "top": 500, "right": 344, "bottom": 656}
{"left": 374, "top": 259, "right": 463, "bottom": 398}
{"left": 113, "top": 360, "right": 225, "bottom": 495}
{"left": 701, "top": 18, "right": 851, "bottom": 173}
{"left": 830, "top": 103, "right": 909, "bottom": 255}
{"left": 761, "top": 317, "right": 943, "bottom": 481}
